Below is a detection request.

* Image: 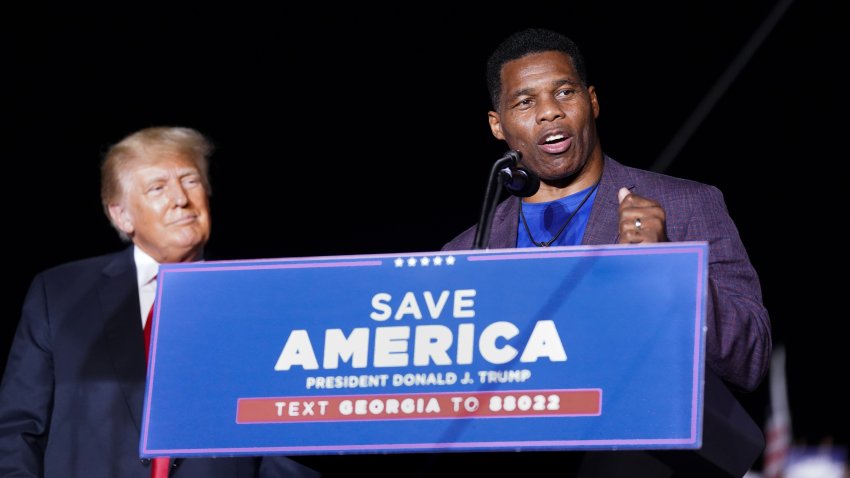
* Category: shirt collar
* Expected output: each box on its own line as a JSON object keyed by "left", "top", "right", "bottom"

{"left": 134, "top": 246, "right": 160, "bottom": 287}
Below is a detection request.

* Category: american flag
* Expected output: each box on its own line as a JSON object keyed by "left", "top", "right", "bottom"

{"left": 763, "top": 345, "right": 791, "bottom": 478}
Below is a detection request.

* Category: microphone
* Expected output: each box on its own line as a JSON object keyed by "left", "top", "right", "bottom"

{"left": 472, "top": 150, "right": 538, "bottom": 249}
{"left": 499, "top": 161, "right": 540, "bottom": 198}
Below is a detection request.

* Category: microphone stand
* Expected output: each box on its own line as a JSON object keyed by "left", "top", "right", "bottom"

{"left": 472, "top": 152, "right": 519, "bottom": 250}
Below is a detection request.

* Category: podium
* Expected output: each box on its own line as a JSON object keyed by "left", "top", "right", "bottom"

{"left": 574, "top": 369, "right": 764, "bottom": 477}
{"left": 140, "top": 243, "right": 764, "bottom": 476}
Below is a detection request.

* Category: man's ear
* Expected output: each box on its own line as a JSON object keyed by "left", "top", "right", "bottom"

{"left": 488, "top": 111, "right": 505, "bottom": 140}
{"left": 588, "top": 85, "right": 600, "bottom": 119}
{"left": 107, "top": 203, "right": 134, "bottom": 236}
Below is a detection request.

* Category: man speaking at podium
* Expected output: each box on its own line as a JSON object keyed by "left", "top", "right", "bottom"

{"left": 442, "top": 28, "right": 771, "bottom": 477}
{"left": 0, "top": 127, "right": 319, "bottom": 477}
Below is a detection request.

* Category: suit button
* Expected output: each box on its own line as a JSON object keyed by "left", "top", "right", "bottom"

{"left": 140, "top": 458, "right": 150, "bottom": 465}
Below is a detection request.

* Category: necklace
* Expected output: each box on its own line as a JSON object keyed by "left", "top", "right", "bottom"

{"left": 519, "top": 179, "right": 601, "bottom": 247}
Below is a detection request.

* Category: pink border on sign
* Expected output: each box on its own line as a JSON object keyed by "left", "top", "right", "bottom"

{"left": 141, "top": 243, "right": 706, "bottom": 455}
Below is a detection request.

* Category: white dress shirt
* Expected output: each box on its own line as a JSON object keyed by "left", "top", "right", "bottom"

{"left": 134, "top": 246, "right": 159, "bottom": 328}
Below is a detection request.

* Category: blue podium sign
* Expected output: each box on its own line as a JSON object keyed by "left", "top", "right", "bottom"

{"left": 141, "top": 242, "right": 707, "bottom": 457}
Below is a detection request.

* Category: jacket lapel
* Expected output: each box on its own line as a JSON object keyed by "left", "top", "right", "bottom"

{"left": 487, "top": 197, "right": 520, "bottom": 250}
{"left": 583, "top": 156, "right": 634, "bottom": 245}
{"left": 99, "top": 247, "right": 146, "bottom": 433}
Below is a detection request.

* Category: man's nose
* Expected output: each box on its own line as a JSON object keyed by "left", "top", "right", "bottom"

{"left": 167, "top": 183, "right": 189, "bottom": 206}
{"left": 537, "top": 96, "right": 565, "bottom": 123}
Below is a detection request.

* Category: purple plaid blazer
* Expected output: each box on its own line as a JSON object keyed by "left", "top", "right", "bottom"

{"left": 443, "top": 155, "right": 771, "bottom": 392}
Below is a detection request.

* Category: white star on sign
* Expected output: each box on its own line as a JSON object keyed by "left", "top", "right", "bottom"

{"left": 394, "top": 258, "right": 404, "bottom": 267}
{"left": 407, "top": 257, "right": 417, "bottom": 267}
{"left": 446, "top": 256, "right": 456, "bottom": 265}
{"left": 433, "top": 256, "right": 443, "bottom": 266}
{"left": 420, "top": 257, "right": 430, "bottom": 266}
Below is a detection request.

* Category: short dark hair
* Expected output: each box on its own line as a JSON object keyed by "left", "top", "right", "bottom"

{"left": 486, "top": 28, "right": 588, "bottom": 110}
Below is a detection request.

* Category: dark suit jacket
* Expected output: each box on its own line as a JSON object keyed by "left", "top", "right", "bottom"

{"left": 444, "top": 155, "right": 771, "bottom": 392}
{"left": 0, "top": 246, "right": 319, "bottom": 477}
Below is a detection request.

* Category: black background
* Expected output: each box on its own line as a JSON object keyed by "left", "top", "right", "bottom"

{"left": 4, "top": 2, "right": 847, "bottom": 471}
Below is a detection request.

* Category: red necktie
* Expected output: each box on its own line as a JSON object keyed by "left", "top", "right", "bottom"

{"left": 144, "top": 302, "right": 171, "bottom": 477}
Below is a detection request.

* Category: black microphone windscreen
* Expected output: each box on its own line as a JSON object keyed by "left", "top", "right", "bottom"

{"left": 500, "top": 167, "right": 540, "bottom": 197}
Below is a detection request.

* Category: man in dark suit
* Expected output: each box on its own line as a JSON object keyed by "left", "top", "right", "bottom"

{"left": 441, "top": 28, "right": 771, "bottom": 476}
{"left": 0, "top": 127, "right": 319, "bottom": 477}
